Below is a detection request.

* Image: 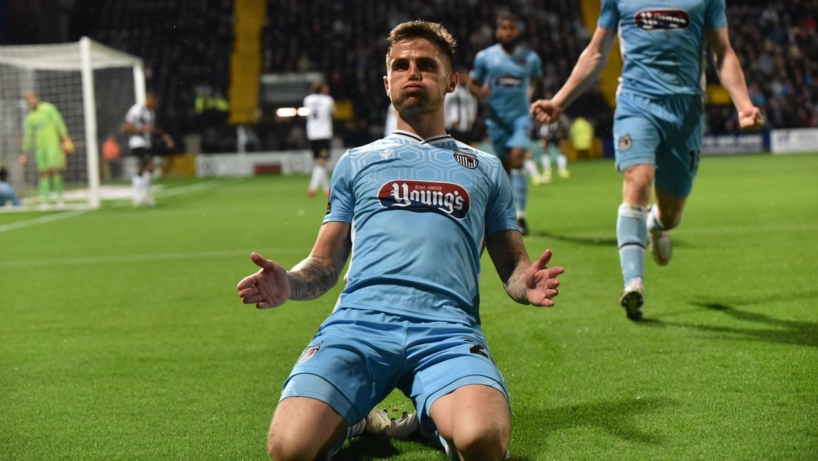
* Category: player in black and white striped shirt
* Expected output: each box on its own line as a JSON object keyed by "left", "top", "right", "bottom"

{"left": 122, "top": 93, "right": 174, "bottom": 206}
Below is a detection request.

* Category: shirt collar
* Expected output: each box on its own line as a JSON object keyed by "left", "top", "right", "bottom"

{"left": 390, "top": 130, "right": 453, "bottom": 146}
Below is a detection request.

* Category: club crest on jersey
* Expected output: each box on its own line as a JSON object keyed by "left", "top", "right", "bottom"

{"left": 453, "top": 150, "right": 479, "bottom": 169}
{"left": 378, "top": 180, "right": 470, "bottom": 219}
{"left": 297, "top": 342, "right": 322, "bottom": 365}
{"left": 635, "top": 9, "right": 690, "bottom": 30}
{"left": 618, "top": 134, "right": 632, "bottom": 151}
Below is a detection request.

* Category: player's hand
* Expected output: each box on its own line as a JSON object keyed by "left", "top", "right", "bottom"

{"left": 524, "top": 249, "right": 565, "bottom": 307}
{"left": 530, "top": 99, "right": 562, "bottom": 124}
{"left": 738, "top": 106, "right": 764, "bottom": 130}
{"left": 162, "top": 134, "right": 175, "bottom": 149}
{"left": 237, "top": 253, "right": 291, "bottom": 309}
{"left": 62, "top": 138, "right": 75, "bottom": 154}
{"left": 19, "top": 154, "right": 27, "bottom": 168}
{"left": 474, "top": 86, "right": 491, "bottom": 99}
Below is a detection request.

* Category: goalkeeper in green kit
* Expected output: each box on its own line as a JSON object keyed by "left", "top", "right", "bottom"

{"left": 19, "top": 91, "right": 74, "bottom": 207}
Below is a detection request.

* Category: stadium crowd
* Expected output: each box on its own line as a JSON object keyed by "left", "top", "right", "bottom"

{"left": 717, "top": 2, "right": 818, "bottom": 131}
{"left": 72, "top": 0, "right": 818, "bottom": 150}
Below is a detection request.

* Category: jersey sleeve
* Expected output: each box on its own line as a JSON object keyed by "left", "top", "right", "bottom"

{"left": 125, "top": 105, "right": 140, "bottom": 125}
{"left": 22, "top": 114, "right": 33, "bottom": 151}
{"left": 470, "top": 50, "right": 488, "bottom": 83}
{"left": 323, "top": 151, "right": 355, "bottom": 223}
{"left": 705, "top": 0, "right": 727, "bottom": 29}
{"left": 529, "top": 52, "right": 543, "bottom": 78}
{"left": 46, "top": 103, "right": 68, "bottom": 138}
{"left": 485, "top": 160, "right": 519, "bottom": 235}
{"left": 598, "top": 0, "right": 620, "bottom": 30}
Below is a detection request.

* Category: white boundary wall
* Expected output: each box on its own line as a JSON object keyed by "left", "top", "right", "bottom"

{"left": 770, "top": 128, "right": 818, "bottom": 154}
{"left": 195, "top": 148, "right": 344, "bottom": 177}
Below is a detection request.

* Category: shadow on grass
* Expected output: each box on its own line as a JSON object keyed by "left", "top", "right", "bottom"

{"left": 333, "top": 436, "right": 403, "bottom": 460}
{"left": 530, "top": 396, "right": 674, "bottom": 446}
{"left": 530, "top": 231, "right": 696, "bottom": 250}
{"left": 530, "top": 230, "right": 617, "bottom": 247}
{"left": 638, "top": 294, "right": 818, "bottom": 348}
{"left": 334, "top": 428, "right": 535, "bottom": 460}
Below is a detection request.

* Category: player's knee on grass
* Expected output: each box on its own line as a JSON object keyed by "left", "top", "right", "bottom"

{"left": 267, "top": 397, "right": 346, "bottom": 461}
{"left": 451, "top": 420, "right": 510, "bottom": 461}
{"left": 433, "top": 385, "right": 510, "bottom": 461}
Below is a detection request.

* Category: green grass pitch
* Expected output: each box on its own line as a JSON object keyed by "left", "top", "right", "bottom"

{"left": 1, "top": 153, "right": 816, "bottom": 460}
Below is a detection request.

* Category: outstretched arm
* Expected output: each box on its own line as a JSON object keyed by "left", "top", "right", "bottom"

{"left": 485, "top": 229, "right": 564, "bottom": 306}
{"left": 237, "top": 221, "right": 352, "bottom": 308}
{"left": 708, "top": 27, "right": 764, "bottom": 129}
{"left": 531, "top": 26, "right": 617, "bottom": 123}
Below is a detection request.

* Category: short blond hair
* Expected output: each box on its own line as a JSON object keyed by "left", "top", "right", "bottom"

{"left": 386, "top": 20, "right": 457, "bottom": 71}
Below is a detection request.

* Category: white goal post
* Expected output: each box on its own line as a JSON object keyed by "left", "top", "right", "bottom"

{"left": 0, "top": 37, "right": 145, "bottom": 210}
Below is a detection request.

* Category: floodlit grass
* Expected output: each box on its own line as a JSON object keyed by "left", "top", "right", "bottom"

{"left": 1, "top": 154, "right": 816, "bottom": 460}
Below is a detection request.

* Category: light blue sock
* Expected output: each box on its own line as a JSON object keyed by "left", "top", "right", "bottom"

{"left": 510, "top": 168, "right": 527, "bottom": 216}
{"left": 617, "top": 204, "right": 648, "bottom": 287}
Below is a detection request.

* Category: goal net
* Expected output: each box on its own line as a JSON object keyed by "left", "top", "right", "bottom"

{"left": 0, "top": 37, "right": 144, "bottom": 210}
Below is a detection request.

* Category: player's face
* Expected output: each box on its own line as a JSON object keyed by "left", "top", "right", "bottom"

{"left": 384, "top": 39, "right": 456, "bottom": 117}
{"left": 24, "top": 93, "right": 39, "bottom": 109}
{"left": 496, "top": 19, "right": 520, "bottom": 46}
{"left": 146, "top": 95, "right": 158, "bottom": 109}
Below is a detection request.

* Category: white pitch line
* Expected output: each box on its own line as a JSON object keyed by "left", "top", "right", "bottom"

{"left": 526, "top": 222, "right": 818, "bottom": 241}
{"left": 0, "top": 182, "right": 218, "bottom": 231}
{"left": 110, "top": 181, "right": 217, "bottom": 207}
{"left": 155, "top": 181, "right": 216, "bottom": 197}
{"left": 0, "top": 209, "right": 91, "bottom": 234}
{"left": 676, "top": 223, "right": 818, "bottom": 235}
{"left": 0, "top": 248, "right": 312, "bottom": 268}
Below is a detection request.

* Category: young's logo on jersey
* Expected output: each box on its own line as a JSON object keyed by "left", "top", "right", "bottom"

{"left": 618, "top": 134, "right": 633, "bottom": 151}
{"left": 453, "top": 150, "right": 479, "bottom": 169}
{"left": 495, "top": 75, "right": 523, "bottom": 88}
{"left": 378, "top": 180, "right": 470, "bottom": 219}
{"left": 634, "top": 9, "right": 690, "bottom": 30}
{"left": 326, "top": 201, "right": 331, "bottom": 215}
{"left": 297, "top": 342, "right": 322, "bottom": 364}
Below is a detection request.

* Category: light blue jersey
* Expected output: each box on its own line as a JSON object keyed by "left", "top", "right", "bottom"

{"left": 599, "top": 0, "right": 727, "bottom": 96}
{"left": 471, "top": 44, "right": 542, "bottom": 125}
{"left": 324, "top": 131, "right": 518, "bottom": 327}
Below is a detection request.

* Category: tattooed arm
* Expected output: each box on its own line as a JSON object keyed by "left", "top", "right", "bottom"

{"left": 288, "top": 222, "right": 352, "bottom": 300}
{"left": 237, "top": 222, "right": 352, "bottom": 308}
{"left": 485, "top": 230, "right": 564, "bottom": 307}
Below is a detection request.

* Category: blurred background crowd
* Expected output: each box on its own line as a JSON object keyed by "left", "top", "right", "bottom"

{"left": 4, "top": 0, "right": 816, "bottom": 153}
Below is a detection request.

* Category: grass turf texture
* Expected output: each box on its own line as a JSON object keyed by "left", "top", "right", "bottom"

{"left": 1, "top": 154, "right": 816, "bottom": 460}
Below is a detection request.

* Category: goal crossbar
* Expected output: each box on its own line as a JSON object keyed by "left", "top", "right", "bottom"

{"left": 0, "top": 37, "right": 145, "bottom": 210}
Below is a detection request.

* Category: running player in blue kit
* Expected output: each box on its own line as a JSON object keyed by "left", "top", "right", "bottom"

{"left": 237, "top": 21, "right": 564, "bottom": 461}
{"left": 531, "top": 0, "right": 762, "bottom": 320}
{"left": 469, "top": 13, "right": 543, "bottom": 235}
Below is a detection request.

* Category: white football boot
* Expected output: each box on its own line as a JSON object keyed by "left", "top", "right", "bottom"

{"left": 648, "top": 228, "right": 671, "bottom": 265}
{"left": 365, "top": 408, "right": 419, "bottom": 439}
{"left": 619, "top": 277, "right": 645, "bottom": 321}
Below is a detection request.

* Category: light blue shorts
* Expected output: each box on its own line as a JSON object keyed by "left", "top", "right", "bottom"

{"left": 614, "top": 91, "right": 704, "bottom": 198}
{"left": 487, "top": 114, "right": 532, "bottom": 160}
{"left": 280, "top": 307, "right": 509, "bottom": 434}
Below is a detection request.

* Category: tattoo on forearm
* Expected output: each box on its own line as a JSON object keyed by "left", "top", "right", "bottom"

{"left": 288, "top": 257, "right": 338, "bottom": 300}
{"left": 504, "top": 265, "right": 530, "bottom": 305}
{"left": 488, "top": 230, "right": 531, "bottom": 305}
